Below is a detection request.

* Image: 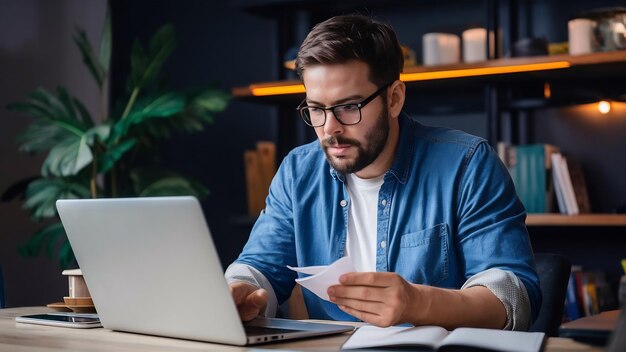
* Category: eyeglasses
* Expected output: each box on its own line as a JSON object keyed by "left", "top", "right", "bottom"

{"left": 296, "top": 82, "right": 392, "bottom": 127}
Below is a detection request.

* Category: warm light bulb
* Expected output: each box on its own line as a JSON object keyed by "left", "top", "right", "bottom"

{"left": 598, "top": 100, "right": 611, "bottom": 114}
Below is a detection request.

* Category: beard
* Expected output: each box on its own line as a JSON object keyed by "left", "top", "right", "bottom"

{"left": 321, "top": 105, "right": 390, "bottom": 174}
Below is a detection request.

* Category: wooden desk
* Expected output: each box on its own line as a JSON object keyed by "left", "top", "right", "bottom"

{"left": 0, "top": 307, "right": 605, "bottom": 351}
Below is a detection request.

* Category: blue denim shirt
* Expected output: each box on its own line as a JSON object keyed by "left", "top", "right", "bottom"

{"left": 235, "top": 115, "right": 540, "bottom": 322}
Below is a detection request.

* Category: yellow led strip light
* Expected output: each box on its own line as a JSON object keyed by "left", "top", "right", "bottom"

{"left": 249, "top": 61, "right": 571, "bottom": 96}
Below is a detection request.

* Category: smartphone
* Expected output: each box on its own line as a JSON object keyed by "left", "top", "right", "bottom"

{"left": 15, "top": 313, "right": 102, "bottom": 328}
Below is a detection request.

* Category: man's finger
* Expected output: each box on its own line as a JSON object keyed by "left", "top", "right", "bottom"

{"left": 246, "top": 288, "right": 268, "bottom": 308}
{"left": 239, "top": 289, "right": 268, "bottom": 321}
{"left": 339, "top": 272, "right": 395, "bottom": 287}
{"left": 328, "top": 285, "right": 386, "bottom": 303}
{"left": 331, "top": 296, "right": 384, "bottom": 315}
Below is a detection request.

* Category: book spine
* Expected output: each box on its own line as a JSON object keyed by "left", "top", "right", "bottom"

{"left": 564, "top": 270, "right": 582, "bottom": 320}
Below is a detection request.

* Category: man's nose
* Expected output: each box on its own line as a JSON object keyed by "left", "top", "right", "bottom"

{"left": 323, "top": 110, "right": 343, "bottom": 136}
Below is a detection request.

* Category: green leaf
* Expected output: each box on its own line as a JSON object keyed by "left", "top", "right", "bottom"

{"left": 41, "top": 135, "right": 93, "bottom": 177}
{"left": 130, "top": 24, "right": 176, "bottom": 89}
{"left": 9, "top": 87, "right": 92, "bottom": 130}
{"left": 46, "top": 226, "right": 66, "bottom": 258}
{"left": 17, "top": 120, "right": 69, "bottom": 153}
{"left": 73, "top": 98, "right": 93, "bottom": 126}
{"left": 130, "top": 167, "right": 209, "bottom": 199}
{"left": 85, "top": 124, "right": 111, "bottom": 146}
{"left": 98, "top": 6, "right": 112, "bottom": 73}
{"left": 7, "top": 101, "right": 53, "bottom": 120}
{"left": 139, "top": 176, "right": 209, "bottom": 198}
{"left": 130, "top": 40, "right": 147, "bottom": 88}
{"left": 18, "top": 222, "right": 65, "bottom": 259}
{"left": 193, "top": 89, "right": 231, "bottom": 113}
{"left": 74, "top": 28, "right": 104, "bottom": 87}
{"left": 1, "top": 176, "right": 38, "bottom": 202}
{"left": 29, "top": 88, "right": 72, "bottom": 120}
{"left": 57, "top": 86, "right": 79, "bottom": 122}
{"left": 58, "top": 239, "right": 75, "bottom": 270}
{"left": 23, "top": 178, "right": 91, "bottom": 220}
{"left": 111, "top": 92, "right": 185, "bottom": 142}
{"left": 98, "top": 138, "right": 137, "bottom": 174}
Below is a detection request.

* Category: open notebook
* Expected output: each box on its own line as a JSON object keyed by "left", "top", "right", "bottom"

{"left": 342, "top": 325, "right": 545, "bottom": 352}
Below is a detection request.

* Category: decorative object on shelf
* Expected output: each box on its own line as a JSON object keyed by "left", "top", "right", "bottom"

{"left": 583, "top": 7, "right": 626, "bottom": 52}
{"left": 2, "top": 8, "right": 230, "bottom": 268}
{"left": 568, "top": 18, "right": 597, "bottom": 55}
{"left": 511, "top": 37, "right": 549, "bottom": 57}
{"left": 400, "top": 45, "right": 417, "bottom": 68}
{"left": 570, "top": 7, "right": 626, "bottom": 55}
{"left": 422, "top": 32, "right": 460, "bottom": 66}
{"left": 462, "top": 28, "right": 487, "bottom": 63}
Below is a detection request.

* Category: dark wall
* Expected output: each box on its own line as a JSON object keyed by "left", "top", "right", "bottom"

{"left": 110, "top": 1, "right": 279, "bottom": 267}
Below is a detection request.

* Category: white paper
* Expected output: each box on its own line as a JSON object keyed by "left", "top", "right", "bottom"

{"left": 288, "top": 256, "right": 356, "bottom": 301}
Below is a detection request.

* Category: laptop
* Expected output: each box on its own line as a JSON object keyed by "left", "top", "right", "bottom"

{"left": 56, "top": 196, "right": 353, "bottom": 345}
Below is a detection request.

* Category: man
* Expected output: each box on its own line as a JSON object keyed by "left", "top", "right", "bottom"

{"left": 226, "top": 14, "right": 540, "bottom": 331}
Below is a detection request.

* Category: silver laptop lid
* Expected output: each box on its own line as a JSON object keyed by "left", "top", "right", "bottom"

{"left": 56, "top": 196, "right": 248, "bottom": 345}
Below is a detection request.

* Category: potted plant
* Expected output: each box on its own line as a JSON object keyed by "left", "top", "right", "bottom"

{"left": 3, "top": 10, "right": 229, "bottom": 269}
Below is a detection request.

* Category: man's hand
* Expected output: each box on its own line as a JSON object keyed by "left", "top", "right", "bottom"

{"left": 229, "top": 281, "right": 268, "bottom": 321}
{"left": 327, "top": 272, "right": 420, "bottom": 327}
{"left": 328, "top": 272, "right": 507, "bottom": 329}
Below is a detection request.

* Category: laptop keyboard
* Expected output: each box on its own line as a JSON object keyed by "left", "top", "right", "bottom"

{"left": 244, "top": 325, "right": 299, "bottom": 336}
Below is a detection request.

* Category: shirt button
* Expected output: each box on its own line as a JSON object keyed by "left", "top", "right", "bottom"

{"left": 380, "top": 240, "right": 386, "bottom": 249}
{"left": 381, "top": 199, "right": 387, "bottom": 207}
{"left": 340, "top": 199, "right": 347, "bottom": 207}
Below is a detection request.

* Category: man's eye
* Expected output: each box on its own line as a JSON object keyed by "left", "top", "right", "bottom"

{"left": 336, "top": 104, "right": 359, "bottom": 112}
{"left": 308, "top": 107, "right": 323, "bottom": 113}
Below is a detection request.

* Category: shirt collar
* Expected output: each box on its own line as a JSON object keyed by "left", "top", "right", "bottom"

{"left": 386, "top": 112, "right": 416, "bottom": 184}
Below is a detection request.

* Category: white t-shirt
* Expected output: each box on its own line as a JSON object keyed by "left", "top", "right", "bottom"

{"left": 345, "top": 173, "right": 384, "bottom": 272}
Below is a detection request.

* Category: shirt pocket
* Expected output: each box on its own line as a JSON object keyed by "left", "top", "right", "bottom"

{"left": 393, "top": 223, "right": 449, "bottom": 285}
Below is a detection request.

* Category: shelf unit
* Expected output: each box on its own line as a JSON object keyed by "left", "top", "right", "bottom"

{"left": 232, "top": 51, "right": 626, "bottom": 100}
{"left": 526, "top": 214, "right": 626, "bottom": 227}
{"left": 233, "top": 51, "right": 626, "bottom": 227}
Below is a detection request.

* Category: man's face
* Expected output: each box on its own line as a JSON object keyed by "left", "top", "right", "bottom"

{"left": 302, "top": 61, "right": 389, "bottom": 174}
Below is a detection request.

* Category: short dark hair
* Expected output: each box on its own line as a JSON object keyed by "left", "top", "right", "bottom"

{"left": 295, "top": 14, "right": 403, "bottom": 87}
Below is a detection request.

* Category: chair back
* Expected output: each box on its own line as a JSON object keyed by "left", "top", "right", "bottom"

{"left": 530, "top": 253, "right": 571, "bottom": 336}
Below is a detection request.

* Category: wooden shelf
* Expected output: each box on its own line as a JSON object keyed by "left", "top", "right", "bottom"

{"left": 526, "top": 214, "right": 626, "bottom": 226}
{"left": 232, "top": 51, "right": 626, "bottom": 100}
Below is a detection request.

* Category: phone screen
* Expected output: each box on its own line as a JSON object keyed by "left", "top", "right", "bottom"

{"left": 24, "top": 314, "right": 100, "bottom": 323}
{"left": 16, "top": 313, "right": 101, "bottom": 328}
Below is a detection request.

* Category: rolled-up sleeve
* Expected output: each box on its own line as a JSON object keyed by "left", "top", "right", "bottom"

{"left": 456, "top": 141, "right": 541, "bottom": 327}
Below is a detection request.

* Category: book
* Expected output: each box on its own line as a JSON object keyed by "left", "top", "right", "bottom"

{"left": 566, "top": 158, "right": 591, "bottom": 213}
{"left": 243, "top": 150, "right": 265, "bottom": 216}
{"left": 256, "top": 141, "right": 277, "bottom": 197}
{"left": 565, "top": 267, "right": 583, "bottom": 321}
{"left": 551, "top": 153, "right": 568, "bottom": 214}
{"left": 341, "top": 325, "right": 545, "bottom": 352}
{"left": 505, "top": 143, "right": 559, "bottom": 213}
{"left": 243, "top": 142, "right": 277, "bottom": 217}
{"left": 551, "top": 153, "right": 580, "bottom": 215}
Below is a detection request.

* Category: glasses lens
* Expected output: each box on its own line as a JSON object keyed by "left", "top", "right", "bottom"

{"left": 333, "top": 104, "right": 361, "bottom": 125}
{"left": 302, "top": 107, "right": 326, "bottom": 127}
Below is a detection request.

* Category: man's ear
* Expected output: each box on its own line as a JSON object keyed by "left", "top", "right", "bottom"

{"left": 387, "top": 80, "right": 406, "bottom": 119}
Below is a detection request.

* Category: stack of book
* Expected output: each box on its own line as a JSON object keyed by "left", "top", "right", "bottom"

{"left": 564, "top": 266, "right": 618, "bottom": 321}
{"left": 498, "top": 142, "right": 591, "bottom": 214}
